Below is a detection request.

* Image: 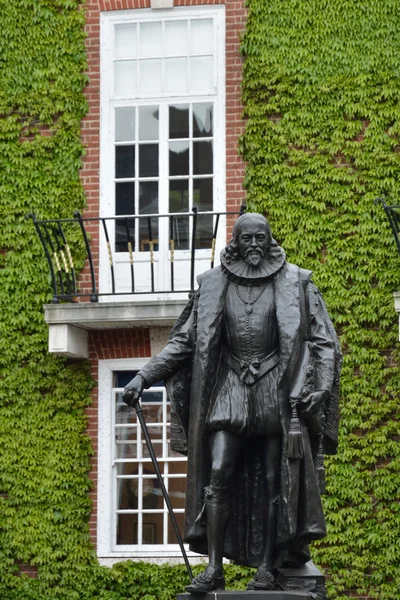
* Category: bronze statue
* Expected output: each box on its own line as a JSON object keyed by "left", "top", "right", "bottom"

{"left": 123, "top": 213, "right": 341, "bottom": 594}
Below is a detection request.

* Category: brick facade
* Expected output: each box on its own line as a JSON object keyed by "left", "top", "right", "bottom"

{"left": 82, "top": 0, "right": 247, "bottom": 551}
{"left": 80, "top": 0, "right": 247, "bottom": 296}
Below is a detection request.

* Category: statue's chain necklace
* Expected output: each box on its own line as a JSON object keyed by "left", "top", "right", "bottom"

{"left": 235, "top": 284, "right": 267, "bottom": 315}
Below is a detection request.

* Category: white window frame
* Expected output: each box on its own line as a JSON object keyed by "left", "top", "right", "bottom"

{"left": 98, "top": 358, "right": 199, "bottom": 560}
{"left": 99, "top": 7, "right": 226, "bottom": 299}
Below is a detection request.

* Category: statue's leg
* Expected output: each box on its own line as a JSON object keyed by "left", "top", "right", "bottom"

{"left": 186, "top": 430, "right": 242, "bottom": 594}
{"left": 207, "top": 430, "right": 242, "bottom": 571}
{"left": 248, "top": 434, "right": 281, "bottom": 591}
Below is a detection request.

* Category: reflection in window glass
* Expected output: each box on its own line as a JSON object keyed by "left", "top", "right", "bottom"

{"left": 115, "top": 146, "right": 135, "bottom": 178}
{"left": 115, "top": 107, "right": 136, "bottom": 142}
{"left": 195, "top": 214, "right": 213, "bottom": 249}
{"left": 169, "top": 105, "right": 189, "bottom": 139}
{"left": 169, "top": 179, "right": 189, "bottom": 250}
{"left": 139, "top": 182, "right": 159, "bottom": 250}
{"left": 139, "top": 144, "right": 159, "bottom": 178}
{"left": 139, "top": 106, "right": 159, "bottom": 141}
{"left": 193, "top": 103, "right": 213, "bottom": 137}
{"left": 193, "top": 141, "right": 213, "bottom": 175}
{"left": 116, "top": 182, "right": 134, "bottom": 215}
{"left": 169, "top": 141, "right": 189, "bottom": 176}
{"left": 193, "top": 177, "right": 213, "bottom": 212}
{"left": 115, "top": 218, "right": 135, "bottom": 253}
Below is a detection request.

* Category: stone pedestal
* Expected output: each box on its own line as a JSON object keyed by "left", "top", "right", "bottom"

{"left": 276, "top": 561, "right": 326, "bottom": 598}
{"left": 178, "top": 561, "right": 326, "bottom": 600}
{"left": 178, "top": 593, "right": 311, "bottom": 600}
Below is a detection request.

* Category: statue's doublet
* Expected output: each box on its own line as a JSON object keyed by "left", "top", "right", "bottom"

{"left": 206, "top": 279, "right": 282, "bottom": 438}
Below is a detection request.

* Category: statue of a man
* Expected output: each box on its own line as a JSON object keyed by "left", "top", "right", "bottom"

{"left": 123, "top": 213, "right": 341, "bottom": 593}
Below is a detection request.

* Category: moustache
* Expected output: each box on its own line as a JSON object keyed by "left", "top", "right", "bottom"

{"left": 245, "top": 247, "right": 263, "bottom": 257}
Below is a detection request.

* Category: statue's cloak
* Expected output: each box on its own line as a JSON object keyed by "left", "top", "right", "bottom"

{"left": 143, "top": 263, "right": 340, "bottom": 567}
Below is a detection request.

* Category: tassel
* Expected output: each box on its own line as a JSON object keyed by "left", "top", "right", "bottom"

{"left": 314, "top": 434, "right": 326, "bottom": 494}
{"left": 286, "top": 401, "right": 304, "bottom": 459}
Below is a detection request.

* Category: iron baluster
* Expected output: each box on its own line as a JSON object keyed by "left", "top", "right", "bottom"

{"left": 73, "top": 211, "right": 98, "bottom": 302}
{"left": 27, "top": 214, "right": 59, "bottom": 304}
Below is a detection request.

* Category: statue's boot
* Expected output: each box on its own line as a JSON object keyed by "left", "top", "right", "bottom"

{"left": 186, "top": 486, "right": 229, "bottom": 594}
{"left": 247, "top": 495, "right": 279, "bottom": 591}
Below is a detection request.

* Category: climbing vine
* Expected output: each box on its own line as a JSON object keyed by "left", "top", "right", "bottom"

{"left": 0, "top": 0, "right": 400, "bottom": 599}
{"left": 241, "top": 1, "right": 400, "bottom": 598}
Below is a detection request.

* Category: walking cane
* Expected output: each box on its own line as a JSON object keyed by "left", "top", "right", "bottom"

{"left": 133, "top": 399, "right": 194, "bottom": 582}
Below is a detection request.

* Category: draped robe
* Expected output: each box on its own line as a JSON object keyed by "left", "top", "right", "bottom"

{"left": 139, "top": 260, "right": 341, "bottom": 567}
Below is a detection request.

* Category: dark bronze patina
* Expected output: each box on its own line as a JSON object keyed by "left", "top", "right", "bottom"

{"left": 123, "top": 213, "right": 341, "bottom": 596}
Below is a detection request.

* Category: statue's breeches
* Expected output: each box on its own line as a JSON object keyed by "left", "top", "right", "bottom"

{"left": 206, "top": 359, "right": 281, "bottom": 437}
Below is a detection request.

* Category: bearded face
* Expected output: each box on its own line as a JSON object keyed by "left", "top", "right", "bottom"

{"left": 237, "top": 221, "right": 271, "bottom": 267}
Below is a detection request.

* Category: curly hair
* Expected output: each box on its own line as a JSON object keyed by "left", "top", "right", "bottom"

{"left": 224, "top": 213, "right": 272, "bottom": 264}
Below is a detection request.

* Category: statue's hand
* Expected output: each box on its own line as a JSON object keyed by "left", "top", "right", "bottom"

{"left": 300, "top": 390, "right": 329, "bottom": 418}
{"left": 122, "top": 374, "right": 145, "bottom": 407}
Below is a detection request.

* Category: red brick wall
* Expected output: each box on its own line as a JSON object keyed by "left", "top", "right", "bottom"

{"left": 82, "top": 0, "right": 247, "bottom": 550}
{"left": 80, "top": 0, "right": 247, "bottom": 295}
{"left": 87, "top": 328, "right": 151, "bottom": 545}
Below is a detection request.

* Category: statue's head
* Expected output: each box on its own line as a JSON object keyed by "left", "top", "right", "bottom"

{"left": 225, "top": 213, "right": 272, "bottom": 267}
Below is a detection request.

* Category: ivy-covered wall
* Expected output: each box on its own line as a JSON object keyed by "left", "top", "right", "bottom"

{"left": 0, "top": 0, "right": 399, "bottom": 599}
{"left": 241, "top": 0, "right": 400, "bottom": 598}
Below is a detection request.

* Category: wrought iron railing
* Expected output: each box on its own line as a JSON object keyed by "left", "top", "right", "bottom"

{"left": 28, "top": 207, "right": 245, "bottom": 303}
{"left": 375, "top": 198, "right": 400, "bottom": 255}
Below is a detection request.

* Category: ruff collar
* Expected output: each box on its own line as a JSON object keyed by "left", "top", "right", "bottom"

{"left": 220, "top": 239, "right": 286, "bottom": 286}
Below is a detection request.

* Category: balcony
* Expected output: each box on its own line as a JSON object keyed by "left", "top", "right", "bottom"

{"left": 29, "top": 208, "right": 243, "bottom": 358}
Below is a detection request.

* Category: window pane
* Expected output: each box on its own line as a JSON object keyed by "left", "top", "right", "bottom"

{"left": 169, "top": 180, "right": 189, "bottom": 213}
{"left": 165, "top": 58, "right": 188, "bottom": 93}
{"left": 139, "top": 106, "right": 159, "bottom": 141}
{"left": 114, "top": 61, "right": 137, "bottom": 96}
{"left": 193, "top": 177, "right": 213, "bottom": 211}
{"left": 169, "top": 105, "right": 189, "bottom": 139}
{"left": 139, "top": 22, "right": 162, "bottom": 57}
{"left": 139, "top": 181, "right": 159, "bottom": 214}
{"left": 142, "top": 402, "right": 163, "bottom": 424}
{"left": 168, "top": 512, "right": 185, "bottom": 544}
{"left": 116, "top": 440, "right": 138, "bottom": 460}
{"left": 195, "top": 214, "right": 213, "bottom": 249}
{"left": 169, "top": 180, "right": 189, "bottom": 250}
{"left": 115, "top": 108, "right": 135, "bottom": 142}
{"left": 116, "top": 392, "right": 136, "bottom": 424}
{"left": 116, "top": 182, "right": 135, "bottom": 215}
{"left": 190, "top": 19, "right": 213, "bottom": 55}
{"left": 142, "top": 478, "right": 163, "bottom": 509}
{"left": 190, "top": 56, "right": 214, "bottom": 91}
{"left": 115, "top": 24, "right": 137, "bottom": 59}
{"left": 117, "top": 514, "right": 138, "bottom": 545}
{"left": 116, "top": 219, "right": 134, "bottom": 253}
{"left": 168, "top": 477, "right": 187, "bottom": 509}
{"left": 140, "top": 60, "right": 162, "bottom": 94}
{"left": 169, "top": 141, "right": 189, "bottom": 176}
{"left": 165, "top": 20, "right": 188, "bottom": 56}
{"left": 115, "top": 146, "right": 135, "bottom": 178}
{"left": 193, "top": 141, "right": 213, "bottom": 175}
{"left": 139, "top": 144, "right": 159, "bottom": 178}
{"left": 117, "top": 478, "right": 138, "bottom": 510}
{"left": 193, "top": 103, "right": 213, "bottom": 137}
{"left": 139, "top": 182, "right": 159, "bottom": 250}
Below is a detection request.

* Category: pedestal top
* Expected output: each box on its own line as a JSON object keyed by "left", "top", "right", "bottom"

{"left": 178, "top": 592, "right": 311, "bottom": 599}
